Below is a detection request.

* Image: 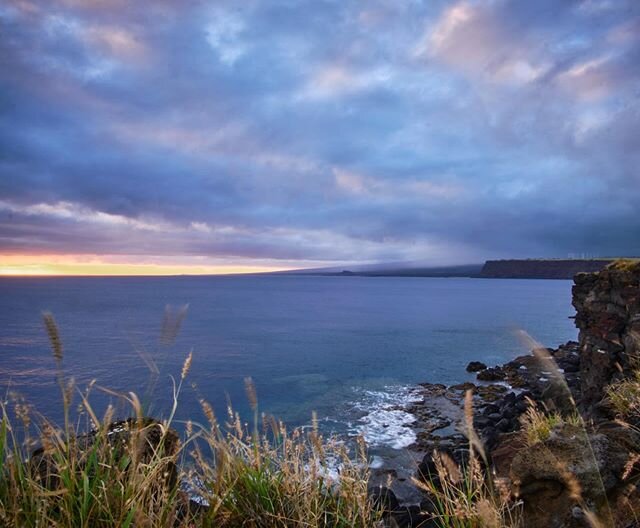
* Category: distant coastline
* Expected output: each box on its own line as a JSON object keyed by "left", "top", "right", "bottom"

{"left": 477, "top": 258, "right": 618, "bottom": 279}
{"left": 287, "top": 258, "right": 638, "bottom": 280}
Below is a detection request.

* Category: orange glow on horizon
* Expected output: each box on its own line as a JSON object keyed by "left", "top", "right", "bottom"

{"left": 0, "top": 255, "right": 292, "bottom": 276}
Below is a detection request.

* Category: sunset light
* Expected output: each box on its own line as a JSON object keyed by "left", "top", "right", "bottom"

{"left": 0, "top": 255, "right": 291, "bottom": 276}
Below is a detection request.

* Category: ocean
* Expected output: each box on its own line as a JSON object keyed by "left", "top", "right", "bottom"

{"left": 0, "top": 275, "right": 576, "bottom": 450}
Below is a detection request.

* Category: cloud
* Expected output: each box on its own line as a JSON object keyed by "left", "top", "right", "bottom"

{"left": 299, "top": 64, "right": 394, "bottom": 100}
{"left": 333, "top": 168, "right": 464, "bottom": 202}
{"left": 83, "top": 25, "right": 147, "bottom": 62}
{"left": 204, "top": 8, "right": 248, "bottom": 65}
{"left": 0, "top": 0, "right": 639, "bottom": 268}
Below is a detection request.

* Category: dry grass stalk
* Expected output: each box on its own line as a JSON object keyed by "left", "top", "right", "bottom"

{"left": 519, "top": 399, "right": 563, "bottom": 446}
{"left": 622, "top": 453, "right": 640, "bottom": 480}
{"left": 605, "top": 370, "right": 640, "bottom": 420}
{"left": 160, "top": 304, "right": 189, "bottom": 346}
{"left": 413, "top": 390, "right": 522, "bottom": 528}
{"left": 42, "top": 311, "right": 63, "bottom": 363}
{"left": 0, "top": 371, "right": 379, "bottom": 527}
{"left": 244, "top": 377, "right": 258, "bottom": 412}
{"left": 181, "top": 350, "right": 193, "bottom": 380}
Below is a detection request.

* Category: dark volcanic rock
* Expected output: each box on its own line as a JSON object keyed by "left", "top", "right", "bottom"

{"left": 482, "top": 404, "right": 500, "bottom": 415}
{"left": 390, "top": 504, "right": 434, "bottom": 528}
{"left": 466, "top": 361, "right": 487, "bottom": 372}
{"left": 476, "top": 367, "right": 505, "bottom": 381}
{"left": 495, "top": 418, "right": 511, "bottom": 432}
{"left": 368, "top": 486, "right": 400, "bottom": 514}
{"left": 572, "top": 261, "right": 640, "bottom": 413}
{"left": 416, "top": 452, "right": 440, "bottom": 487}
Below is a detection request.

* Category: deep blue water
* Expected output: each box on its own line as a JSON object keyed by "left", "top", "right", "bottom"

{"left": 0, "top": 275, "right": 576, "bottom": 447}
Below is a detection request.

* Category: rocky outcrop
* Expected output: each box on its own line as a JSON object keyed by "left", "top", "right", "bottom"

{"left": 573, "top": 260, "right": 640, "bottom": 412}
{"left": 504, "top": 262, "right": 640, "bottom": 527}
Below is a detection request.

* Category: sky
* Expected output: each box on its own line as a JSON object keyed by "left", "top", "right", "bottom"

{"left": 1, "top": 0, "right": 639, "bottom": 275}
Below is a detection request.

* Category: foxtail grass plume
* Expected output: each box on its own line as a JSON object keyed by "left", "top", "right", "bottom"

{"left": 42, "top": 311, "right": 63, "bottom": 362}
{"left": 160, "top": 304, "right": 189, "bottom": 346}
{"left": 181, "top": 350, "right": 193, "bottom": 380}
{"left": 244, "top": 377, "right": 257, "bottom": 411}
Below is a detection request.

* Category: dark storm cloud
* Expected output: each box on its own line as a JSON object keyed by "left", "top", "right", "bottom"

{"left": 1, "top": 0, "right": 639, "bottom": 265}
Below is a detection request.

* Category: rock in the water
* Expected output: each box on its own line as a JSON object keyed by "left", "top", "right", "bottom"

{"left": 466, "top": 361, "right": 487, "bottom": 372}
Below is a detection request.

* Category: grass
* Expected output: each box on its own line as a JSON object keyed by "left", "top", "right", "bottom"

{"left": 605, "top": 370, "right": 640, "bottom": 422}
{"left": 606, "top": 259, "right": 640, "bottom": 272}
{"left": 519, "top": 404, "right": 563, "bottom": 446}
{"left": 0, "top": 313, "right": 381, "bottom": 528}
{"left": 518, "top": 400, "right": 582, "bottom": 446}
{"left": 413, "top": 391, "right": 523, "bottom": 528}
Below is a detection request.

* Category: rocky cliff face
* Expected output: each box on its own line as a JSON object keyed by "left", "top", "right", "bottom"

{"left": 572, "top": 260, "right": 640, "bottom": 412}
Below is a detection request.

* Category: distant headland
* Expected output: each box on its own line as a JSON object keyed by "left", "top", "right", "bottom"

{"left": 289, "top": 258, "right": 639, "bottom": 279}
{"left": 477, "top": 258, "right": 622, "bottom": 279}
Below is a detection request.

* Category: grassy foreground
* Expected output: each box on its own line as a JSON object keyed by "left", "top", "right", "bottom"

{"left": 0, "top": 314, "right": 379, "bottom": 528}
{"left": 3, "top": 309, "right": 639, "bottom": 527}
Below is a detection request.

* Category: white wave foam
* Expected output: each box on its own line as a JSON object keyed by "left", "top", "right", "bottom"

{"left": 348, "top": 386, "right": 421, "bottom": 450}
{"left": 370, "top": 455, "right": 384, "bottom": 469}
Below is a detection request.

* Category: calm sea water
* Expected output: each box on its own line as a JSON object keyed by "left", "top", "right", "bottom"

{"left": 0, "top": 275, "right": 576, "bottom": 448}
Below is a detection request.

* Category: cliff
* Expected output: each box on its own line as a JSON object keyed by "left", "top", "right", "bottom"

{"left": 573, "top": 259, "right": 640, "bottom": 411}
{"left": 479, "top": 259, "right": 614, "bottom": 279}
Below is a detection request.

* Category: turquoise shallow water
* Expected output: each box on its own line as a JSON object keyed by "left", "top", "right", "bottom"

{"left": 0, "top": 275, "right": 576, "bottom": 447}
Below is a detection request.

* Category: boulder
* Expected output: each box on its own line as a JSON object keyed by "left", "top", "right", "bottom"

{"left": 477, "top": 367, "right": 506, "bottom": 381}
{"left": 466, "top": 361, "right": 487, "bottom": 372}
{"left": 416, "top": 452, "right": 440, "bottom": 487}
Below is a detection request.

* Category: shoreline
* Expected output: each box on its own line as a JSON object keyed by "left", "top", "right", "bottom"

{"left": 368, "top": 261, "right": 640, "bottom": 527}
{"left": 369, "top": 340, "right": 581, "bottom": 507}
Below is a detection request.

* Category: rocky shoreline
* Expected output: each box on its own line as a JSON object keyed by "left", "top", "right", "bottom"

{"left": 372, "top": 261, "right": 640, "bottom": 528}
{"left": 369, "top": 341, "right": 583, "bottom": 527}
